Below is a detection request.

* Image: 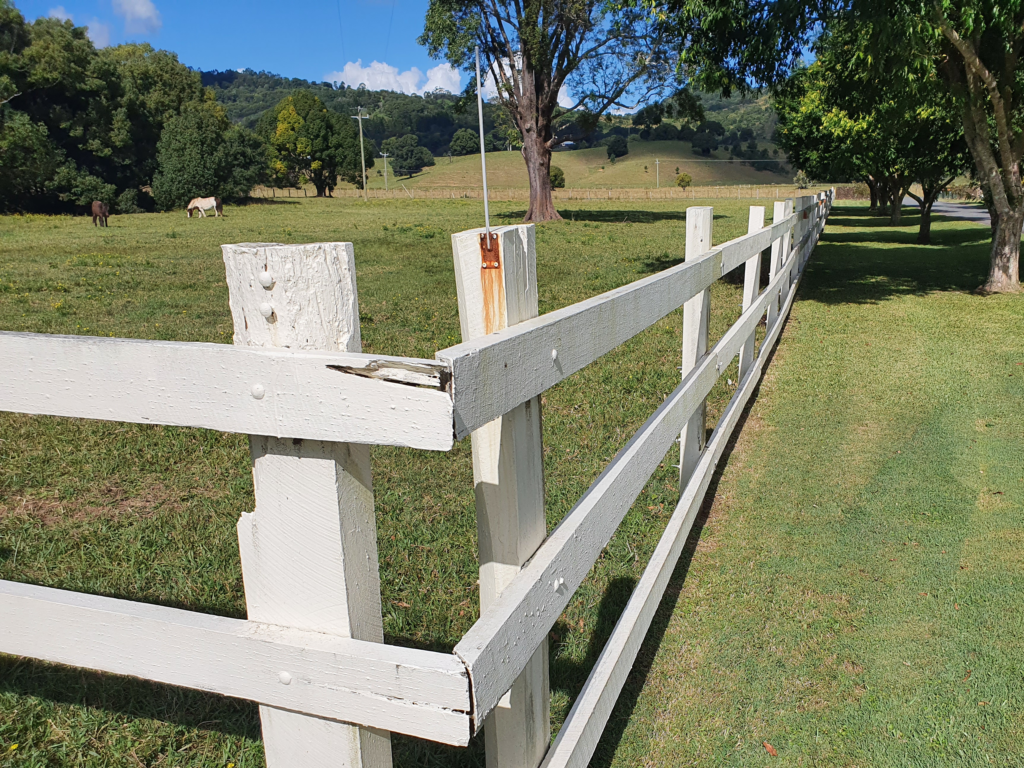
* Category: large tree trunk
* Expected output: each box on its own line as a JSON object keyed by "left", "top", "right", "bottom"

{"left": 522, "top": 131, "right": 560, "bottom": 221}
{"left": 866, "top": 177, "right": 879, "bottom": 212}
{"left": 889, "top": 182, "right": 903, "bottom": 225}
{"left": 947, "top": 63, "right": 1021, "bottom": 291}
{"left": 918, "top": 201, "right": 933, "bottom": 245}
{"left": 985, "top": 205, "right": 1024, "bottom": 292}
{"left": 981, "top": 182, "right": 998, "bottom": 236}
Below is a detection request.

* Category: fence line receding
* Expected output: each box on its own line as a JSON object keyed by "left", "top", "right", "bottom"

{"left": 0, "top": 190, "right": 834, "bottom": 768}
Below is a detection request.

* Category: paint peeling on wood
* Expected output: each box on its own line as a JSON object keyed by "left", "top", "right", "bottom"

{"left": 327, "top": 359, "right": 451, "bottom": 391}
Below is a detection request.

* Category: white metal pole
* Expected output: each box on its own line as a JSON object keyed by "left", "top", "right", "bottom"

{"left": 381, "top": 152, "right": 389, "bottom": 192}
{"left": 475, "top": 46, "right": 490, "bottom": 235}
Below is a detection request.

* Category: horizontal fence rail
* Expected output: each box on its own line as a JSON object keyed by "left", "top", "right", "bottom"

{"left": 436, "top": 213, "right": 797, "bottom": 437}
{"left": 251, "top": 184, "right": 832, "bottom": 203}
{"left": 453, "top": 197, "right": 826, "bottom": 723}
{"left": 0, "top": 190, "right": 832, "bottom": 768}
{"left": 0, "top": 581, "right": 472, "bottom": 745}
{"left": 0, "top": 333, "right": 454, "bottom": 451}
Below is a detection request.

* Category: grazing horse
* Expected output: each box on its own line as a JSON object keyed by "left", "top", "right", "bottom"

{"left": 186, "top": 197, "right": 223, "bottom": 218}
{"left": 91, "top": 201, "right": 109, "bottom": 227}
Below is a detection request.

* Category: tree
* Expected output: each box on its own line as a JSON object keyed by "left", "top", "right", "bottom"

{"left": 606, "top": 135, "right": 629, "bottom": 160}
{"left": 256, "top": 91, "right": 372, "bottom": 195}
{"left": 864, "top": 0, "right": 1024, "bottom": 291}
{"left": 692, "top": 131, "right": 718, "bottom": 155}
{"left": 633, "top": 104, "right": 664, "bottom": 131}
{"left": 652, "top": 123, "right": 679, "bottom": 140}
{"left": 382, "top": 133, "right": 435, "bottom": 177}
{"left": 152, "top": 99, "right": 267, "bottom": 209}
{"left": 449, "top": 127, "right": 478, "bottom": 156}
{"left": 0, "top": 4, "right": 206, "bottom": 212}
{"left": 653, "top": 0, "right": 1023, "bottom": 291}
{"left": 421, "top": 0, "right": 681, "bottom": 222}
{"left": 774, "top": 22, "right": 969, "bottom": 242}
{"left": 676, "top": 172, "right": 692, "bottom": 187}
{"left": 549, "top": 165, "right": 565, "bottom": 188}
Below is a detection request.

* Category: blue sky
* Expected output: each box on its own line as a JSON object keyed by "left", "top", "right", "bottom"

{"left": 15, "top": 0, "right": 471, "bottom": 94}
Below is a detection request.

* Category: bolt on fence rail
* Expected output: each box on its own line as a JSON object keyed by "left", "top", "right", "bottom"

{"left": 0, "top": 190, "right": 832, "bottom": 767}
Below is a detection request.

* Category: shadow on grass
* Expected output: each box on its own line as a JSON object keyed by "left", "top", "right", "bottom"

{"left": 235, "top": 198, "right": 301, "bottom": 206}
{"left": 803, "top": 205, "right": 993, "bottom": 303}
{"left": 580, "top": 347, "right": 776, "bottom": 768}
{"left": 0, "top": 656, "right": 262, "bottom": 740}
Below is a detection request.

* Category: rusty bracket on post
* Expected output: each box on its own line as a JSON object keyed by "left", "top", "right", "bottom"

{"left": 480, "top": 232, "right": 500, "bottom": 269}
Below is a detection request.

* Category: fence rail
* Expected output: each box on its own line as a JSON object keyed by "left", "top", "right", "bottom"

{"left": 0, "top": 190, "right": 833, "bottom": 767}
{"left": 251, "top": 184, "right": 829, "bottom": 202}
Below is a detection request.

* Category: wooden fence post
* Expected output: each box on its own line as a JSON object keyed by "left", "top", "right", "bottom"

{"left": 767, "top": 200, "right": 793, "bottom": 328}
{"left": 451, "top": 225, "right": 549, "bottom": 768}
{"left": 738, "top": 206, "right": 765, "bottom": 380}
{"left": 679, "top": 207, "right": 713, "bottom": 485}
{"left": 222, "top": 242, "right": 392, "bottom": 768}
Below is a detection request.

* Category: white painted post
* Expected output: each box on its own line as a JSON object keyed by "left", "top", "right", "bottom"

{"left": 679, "top": 207, "right": 713, "bottom": 485}
{"left": 767, "top": 200, "right": 793, "bottom": 328}
{"left": 222, "top": 242, "right": 392, "bottom": 768}
{"left": 451, "top": 225, "right": 549, "bottom": 768}
{"left": 738, "top": 206, "right": 765, "bottom": 380}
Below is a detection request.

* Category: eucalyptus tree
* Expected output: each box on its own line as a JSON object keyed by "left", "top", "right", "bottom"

{"left": 420, "top": 0, "right": 686, "bottom": 221}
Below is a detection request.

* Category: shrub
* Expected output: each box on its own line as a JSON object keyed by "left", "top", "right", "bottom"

{"left": 652, "top": 123, "right": 679, "bottom": 141}
{"left": 606, "top": 135, "right": 628, "bottom": 159}
{"left": 449, "top": 128, "right": 479, "bottom": 156}
{"left": 549, "top": 165, "right": 565, "bottom": 188}
{"left": 676, "top": 172, "right": 692, "bottom": 188}
{"left": 794, "top": 170, "right": 811, "bottom": 189}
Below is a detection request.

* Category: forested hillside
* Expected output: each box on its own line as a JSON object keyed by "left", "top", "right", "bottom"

{"left": 202, "top": 69, "right": 780, "bottom": 156}
{"left": 202, "top": 70, "right": 503, "bottom": 155}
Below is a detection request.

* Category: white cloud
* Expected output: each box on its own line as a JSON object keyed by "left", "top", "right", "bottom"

{"left": 113, "top": 0, "right": 162, "bottom": 34}
{"left": 86, "top": 20, "right": 112, "bottom": 47}
{"left": 326, "top": 60, "right": 462, "bottom": 96}
{"left": 48, "top": 6, "right": 72, "bottom": 21}
{"left": 423, "top": 63, "right": 462, "bottom": 94}
{"left": 326, "top": 58, "right": 574, "bottom": 109}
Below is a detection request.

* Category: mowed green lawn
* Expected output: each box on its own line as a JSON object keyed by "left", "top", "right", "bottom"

{"left": 601, "top": 207, "right": 1024, "bottom": 767}
{"left": 0, "top": 199, "right": 1020, "bottom": 767}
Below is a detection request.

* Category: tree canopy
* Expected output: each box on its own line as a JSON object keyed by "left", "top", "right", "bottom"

{"left": 421, "top": 0, "right": 685, "bottom": 221}
{"left": 381, "top": 134, "right": 435, "bottom": 177}
{"left": 256, "top": 91, "right": 373, "bottom": 195}
{"left": 0, "top": 2, "right": 266, "bottom": 212}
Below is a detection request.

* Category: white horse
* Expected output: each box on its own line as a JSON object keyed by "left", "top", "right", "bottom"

{"left": 186, "top": 197, "right": 223, "bottom": 218}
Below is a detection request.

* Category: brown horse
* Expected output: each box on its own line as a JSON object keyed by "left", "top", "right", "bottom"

{"left": 91, "top": 201, "right": 109, "bottom": 227}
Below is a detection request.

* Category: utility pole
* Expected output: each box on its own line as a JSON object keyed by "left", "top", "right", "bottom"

{"left": 381, "top": 152, "right": 389, "bottom": 192}
{"left": 351, "top": 108, "right": 368, "bottom": 202}
{"left": 656, "top": 158, "right": 660, "bottom": 188}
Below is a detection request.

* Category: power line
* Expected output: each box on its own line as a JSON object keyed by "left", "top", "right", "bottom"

{"left": 335, "top": 0, "right": 347, "bottom": 63}
{"left": 383, "top": 0, "right": 397, "bottom": 61}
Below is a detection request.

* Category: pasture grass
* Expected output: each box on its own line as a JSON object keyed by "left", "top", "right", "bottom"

{"left": 357, "top": 140, "right": 789, "bottom": 191}
{"left": 0, "top": 200, "right": 1019, "bottom": 767}
{"left": 0, "top": 196, "right": 754, "bottom": 767}
{"left": 601, "top": 206, "right": 1024, "bottom": 766}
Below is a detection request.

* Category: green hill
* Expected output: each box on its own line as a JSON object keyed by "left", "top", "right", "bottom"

{"left": 363, "top": 140, "right": 790, "bottom": 190}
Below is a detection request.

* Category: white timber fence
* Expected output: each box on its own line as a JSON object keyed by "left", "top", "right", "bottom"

{"left": 0, "top": 190, "right": 833, "bottom": 767}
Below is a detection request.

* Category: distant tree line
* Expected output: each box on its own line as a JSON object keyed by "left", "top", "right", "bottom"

{"left": 0, "top": 2, "right": 268, "bottom": 213}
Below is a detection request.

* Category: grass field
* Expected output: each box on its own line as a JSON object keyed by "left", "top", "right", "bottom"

{"left": 0, "top": 196, "right": 755, "bottom": 767}
{"left": 0, "top": 199, "right": 1020, "bottom": 767}
{"left": 357, "top": 140, "right": 790, "bottom": 191}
